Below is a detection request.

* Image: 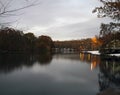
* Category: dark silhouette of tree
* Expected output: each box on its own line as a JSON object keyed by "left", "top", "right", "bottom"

{"left": 93, "top": 0, "right": 120, "bottom": 20}
{"left": 24, "top": 32, "right": 37, "bottom": 52}
{"left": 99, "top": 32, "right": 120, "bottom": 47}
{"left": 36, "top": 35, "right": 54, "bottom": 53}
{"left": 100, "top": 23, "right": 120, "bottom": 37}
{"left": 93, "top": 0, "right": 120, "bottom": 53}
{"left": 0, "top": 27, "right": 54, "bottom": 53}
{"left": 93, "top": 0, "right": 120, "bottom": 36}
{"left": 93, "top": 0, "right": 120, "bottom": 34}
{"left": 0, "top": 27, "right": 25, "bottom": 52}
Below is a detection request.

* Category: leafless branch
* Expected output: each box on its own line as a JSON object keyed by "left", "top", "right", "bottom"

{"left": 0, "top": 0, "right": 39, "bottom": 26}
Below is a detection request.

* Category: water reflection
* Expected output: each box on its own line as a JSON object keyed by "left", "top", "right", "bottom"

{"left": 98, "top": 56, "right": 120, "bottom": 95}
{"left": 79, "top": 53, "right": 120, "bottom": 94}
{"left": 79, "top": 53, "right": 100, "bottom": 70}
{"left": 0, "top": 53, "right": 52, "bottom": 73}
{"left": 0, "top": 54, "right": 33, "bottom": 73}
{"left": 35, "top": 52, "right": 52, "bottom": 65}
{"left": 0, "top": 53, "right": 120, "bottom": 95}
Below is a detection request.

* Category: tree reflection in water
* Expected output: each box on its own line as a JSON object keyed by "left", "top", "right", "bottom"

{"left": 0, "top": 52, "right": 52, "bottom": 74}
{"left": 35, "top": 52, "right": 52, "bottom": 65}
{"left": 98, "top": 56, "right": 120, "bottom": 95}
{"left": 79, "top": 53, "right": 120, "bottom": 95}
{"left": 0, "top": 52, "right": 120, "bottom": 95}
{"left": 79, "top": 53, "right": 100, "bottom": 70}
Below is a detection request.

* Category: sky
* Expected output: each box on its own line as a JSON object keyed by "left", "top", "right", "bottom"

{"left": 3, "top": 0, "right": 110, "bottom": 41}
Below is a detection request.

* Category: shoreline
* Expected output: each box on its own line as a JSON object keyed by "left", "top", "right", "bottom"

{"left": 82, "top": 50, "right": 120, "bottom": 57}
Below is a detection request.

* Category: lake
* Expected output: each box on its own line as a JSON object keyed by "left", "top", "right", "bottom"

{"left": 0, "top": 53, "right": 120, "bottom": 95}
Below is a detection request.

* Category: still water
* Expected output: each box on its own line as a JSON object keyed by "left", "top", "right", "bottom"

{"left": 0, "top": 53, "right": 119, "bottom": 95}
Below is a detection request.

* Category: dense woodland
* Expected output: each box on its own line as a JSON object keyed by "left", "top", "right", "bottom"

{"left": 0, "top": 27, "right": 53, "bottom": 53}
{"left": 0, "top": 27, "right": 119, "bottom": 54}
{"left": 0, "top": 27, "right": 102, "bottom": 53}
{"left": 54, "top": 38, "right": 101, "bottom": 51}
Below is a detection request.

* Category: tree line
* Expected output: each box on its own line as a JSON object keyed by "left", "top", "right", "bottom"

{"left": 54, "top": 38, "right": 101, "bottom": 51}
{"left": 54, "top": 31, "right": 120, "bottom": 52}
{"left": 0, "top": 26, "right": 104, "bottom": 54}
{"left": 1, "top": 27, "right": 119, "bottom": 54}
{"left": 0, "top": 27, "right": 54, "bottom": 53}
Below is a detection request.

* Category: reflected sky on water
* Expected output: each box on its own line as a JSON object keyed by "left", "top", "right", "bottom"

{"left": 0, "top": 53, "right": 119, "bottom": 95}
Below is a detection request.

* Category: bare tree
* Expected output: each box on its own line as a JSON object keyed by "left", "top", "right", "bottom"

{"left": 0, "top": 0, "right": 38, "bottom": 27}
{"left": 93, "top": 0, "right": 120, "bottom": 36}
{"left": 93, "top": 0, "right": 120, "bottom": 21}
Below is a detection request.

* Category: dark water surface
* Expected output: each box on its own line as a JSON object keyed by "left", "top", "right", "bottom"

{"left": 0, "top": 53, "right": 119, "bottom": 95}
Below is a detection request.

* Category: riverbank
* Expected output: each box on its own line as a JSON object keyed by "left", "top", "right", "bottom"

{"left": 83, "top": 50, "right": 120, "bottom": 57}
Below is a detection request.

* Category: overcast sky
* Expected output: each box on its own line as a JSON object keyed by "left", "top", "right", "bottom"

{"left": 7, "top": 0, "right": 110, "bottom": 41}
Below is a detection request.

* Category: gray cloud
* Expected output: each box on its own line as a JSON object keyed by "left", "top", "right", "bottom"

{"left": 30, "top": 18, "right": 109, "bottom": 40}
{"left": 8, "top": 0, "right": 109, "bottom": 40}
